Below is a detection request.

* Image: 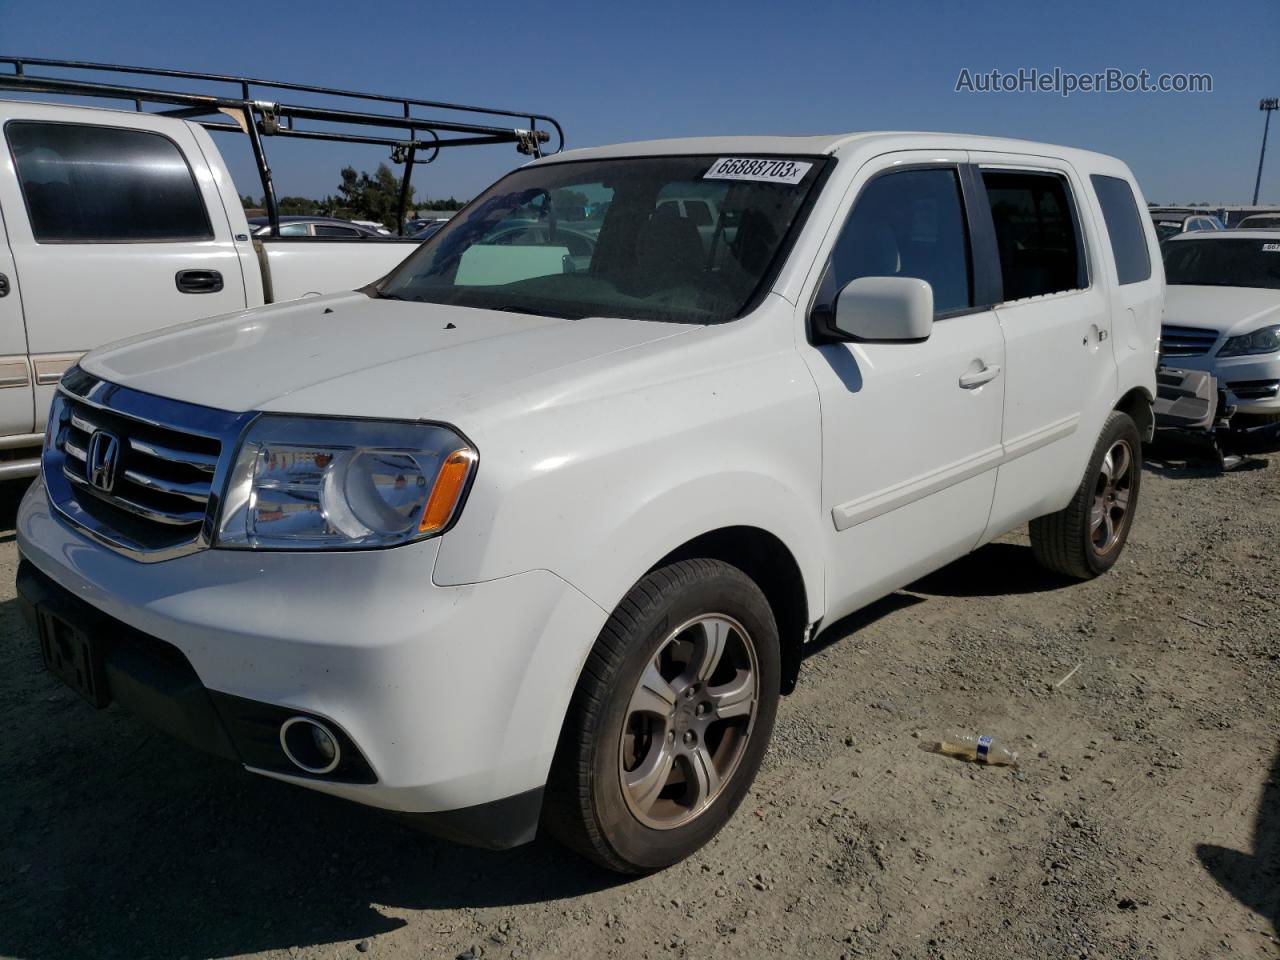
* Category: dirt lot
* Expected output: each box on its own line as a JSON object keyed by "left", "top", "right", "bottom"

{"left": 1, "top": 451, "right": 1277, "bottom": 960}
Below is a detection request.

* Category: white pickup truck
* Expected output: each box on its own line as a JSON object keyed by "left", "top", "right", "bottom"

{"left": 18, "top": 132, "right": 1161, "bottom": 873}
{"left": 0, "top": 57, "right": 562, "bottom": 477}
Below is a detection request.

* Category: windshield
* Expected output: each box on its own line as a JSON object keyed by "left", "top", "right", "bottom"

{"left": 375, "top": 155, "right": 826, "bottom": 323}
{"left": 1164, "top": 238, "right": 1280, "bottom": 290}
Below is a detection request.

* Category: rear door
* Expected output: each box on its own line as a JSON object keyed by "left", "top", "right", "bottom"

{"left": 967, "top": 155, "right": 1117, "bottom": 537}
{"left": 0, "top": 199, "right": 34, "bottom": 439}
{"left": 0, "top": 106, "right": 248, "bottom": 428}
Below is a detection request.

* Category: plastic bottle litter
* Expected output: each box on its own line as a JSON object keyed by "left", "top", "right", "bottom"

{"left": 938, "top": 733, "right": 1019, "bottom": 767}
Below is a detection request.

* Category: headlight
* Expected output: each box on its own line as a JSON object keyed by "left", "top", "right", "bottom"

{"left": 1218, "top": 324, "right": 1280, "bottom": 358}
{"left": 216, "top": 416, "right": 476, "bottom": 550}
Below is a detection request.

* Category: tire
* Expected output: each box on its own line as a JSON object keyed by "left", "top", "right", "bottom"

{"left": 543, "top": 558, "right": 780, "bottom": 873}
{"left": 1030, "top": 410, "right": 1142, "bottom": 579}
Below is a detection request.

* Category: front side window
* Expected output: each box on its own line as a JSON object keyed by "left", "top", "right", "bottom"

{"left": 376, "top": 155, "right": 825, "bottom": 324}
{"left": 983, "top": 170, "right": 1086, "bottom": 301}
{"left": 6, "top": 121, "right": 213, "bottom": 243}
{"left": 1090, "top": 174, "right": 1152, "bottom": 285}
{"left": 820, "top": 167, "right": 974, "bottom": 317}
{"left": 1163, "top": 239, "right": 1280, "bottom": 290}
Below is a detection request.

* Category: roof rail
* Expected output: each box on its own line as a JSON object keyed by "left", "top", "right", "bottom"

{"left": 0, "top": 55, "right": 566, "bottom": 235}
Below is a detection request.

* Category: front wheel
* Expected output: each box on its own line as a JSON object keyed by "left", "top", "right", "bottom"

{"left": 1030, "top": 410, "right": 1142, "bottom": 579}
{"left": 543, "top": 559, "right": 780, "bottom": 873}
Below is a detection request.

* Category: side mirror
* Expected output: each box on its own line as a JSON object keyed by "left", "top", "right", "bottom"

{"left": 833, "top": 276, "right": 934, "bottom": 342}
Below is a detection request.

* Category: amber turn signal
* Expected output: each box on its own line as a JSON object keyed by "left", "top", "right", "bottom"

{"left": 419, "top": 449, "right": 477, "bottom": 534}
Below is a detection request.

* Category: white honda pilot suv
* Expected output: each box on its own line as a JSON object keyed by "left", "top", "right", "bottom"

{"left": 18, "top": 133, "right": 1161, "bottom": 873}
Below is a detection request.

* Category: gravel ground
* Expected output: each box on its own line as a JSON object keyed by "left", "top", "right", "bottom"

{"left": 0, "top": 450, "right": 1277, "bottom": 960}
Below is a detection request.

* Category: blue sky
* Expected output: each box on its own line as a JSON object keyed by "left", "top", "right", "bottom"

{"left": 3, "top": 0, "right": 1277, "bottom": 205}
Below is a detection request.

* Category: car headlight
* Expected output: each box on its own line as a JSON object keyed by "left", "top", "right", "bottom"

{"left": 216, "top": 415, "right": 476, "bottom": 550}
{"left": 1218, "top": 324, "right": 1280, "bottom": 358}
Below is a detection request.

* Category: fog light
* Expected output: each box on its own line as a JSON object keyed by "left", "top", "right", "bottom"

{"left": 279, "top": 716, "right": 341, "bottom": 775}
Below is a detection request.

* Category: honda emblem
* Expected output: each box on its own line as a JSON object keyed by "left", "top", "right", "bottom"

{"left": 86, "top": 430, "right": 121, "bottom": 493}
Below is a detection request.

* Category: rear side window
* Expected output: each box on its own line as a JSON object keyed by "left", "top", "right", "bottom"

{"left": 826, "top": 167, "right": 974, "bottom": 316}
{"left": 6, "top": 121, "right": 213, "bottom": 243}
{"left": 1090, "top": 174, "right": 1152, "bottom": 285}
{"left": 314, "top": 224, "right": 362, "bottom": 237}
{"left": 982, "top": 170, "right": 1085, "bottom": 301}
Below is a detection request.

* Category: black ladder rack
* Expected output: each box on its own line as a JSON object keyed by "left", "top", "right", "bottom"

{"left": 0, "top": 55, "right": 566, "bottom": 235}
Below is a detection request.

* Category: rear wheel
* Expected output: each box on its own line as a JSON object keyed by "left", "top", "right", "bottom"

{"left": 1030, "top": 411, "right": 1142, "bottom": 579}
{"left": 544, "top": 559, "right": 780, "bottom": 873}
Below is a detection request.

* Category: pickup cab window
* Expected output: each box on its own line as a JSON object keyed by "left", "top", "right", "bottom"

{"left": 376, "top": 155, "right": 825, "bottom": 323}
{"left": 5, "top": 120, "right": 212, "bottom": 243}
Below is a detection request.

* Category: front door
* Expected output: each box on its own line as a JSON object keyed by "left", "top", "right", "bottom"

{"left": 800, "top": 159, "right": 1006, "bottom": 623}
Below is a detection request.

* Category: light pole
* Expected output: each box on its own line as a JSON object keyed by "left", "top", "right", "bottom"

{"left": 1254, "top": 97, "right": 1279, "bottom": 206}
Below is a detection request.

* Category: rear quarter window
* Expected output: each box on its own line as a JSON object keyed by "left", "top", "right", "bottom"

{"left": 6, "top": 120, "right": 213, "bottom": 243}
{"left": 1090, "top": 174, "right": 1152, "bottom": 285}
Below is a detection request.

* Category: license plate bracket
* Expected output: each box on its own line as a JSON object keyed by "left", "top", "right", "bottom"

{"left": 38, "top": 609, "right": 109, "bottom": 708}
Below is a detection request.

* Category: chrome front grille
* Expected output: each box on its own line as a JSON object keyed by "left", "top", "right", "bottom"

{"left": 45, "top": 368, "right": 254, "bottom": 561}
{"left": 60, "top": 402, "right": 219, "bottom": 527}
{"left": 1160, "top": 324, "right": 1219, "bottom": 357}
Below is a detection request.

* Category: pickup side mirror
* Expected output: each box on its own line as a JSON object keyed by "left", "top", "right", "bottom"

{"left": 833, "top": 276, "right": 934, "bottom": 342}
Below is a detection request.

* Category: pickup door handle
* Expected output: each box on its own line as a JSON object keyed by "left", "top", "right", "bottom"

{"left": 175, "top": 269, "right": 224, "bottom": 294}
{"left": 959, "top": 363, "right": 1002, "bottom": 389}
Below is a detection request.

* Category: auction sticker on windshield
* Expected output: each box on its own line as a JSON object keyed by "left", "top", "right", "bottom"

{"left": 704, "top": 158, "right": 813, "bottom": 184}
{"left": 1263, "top": 243, "right": 1280, "bottom": 252}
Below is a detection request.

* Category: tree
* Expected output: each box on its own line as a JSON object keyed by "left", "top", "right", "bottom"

{"left": 242, "top": 168, "right": 469, "bottom": 226}
{"left": 330, "top": 163, "right": 414, "bottom": 229}
{"left": 278, "top": 195, "right": 325, "bottom": 216}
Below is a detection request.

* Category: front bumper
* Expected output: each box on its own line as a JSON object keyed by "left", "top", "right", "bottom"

{"left": 16, "top": 479, "right": 607, "bottom": 848}
{"left": 1168, "top": 351, "right": 1280, "bottom": 413}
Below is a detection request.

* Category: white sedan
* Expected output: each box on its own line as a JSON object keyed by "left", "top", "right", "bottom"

{"left": 1161, "top": 231, "right": 1280, "bottom": 420}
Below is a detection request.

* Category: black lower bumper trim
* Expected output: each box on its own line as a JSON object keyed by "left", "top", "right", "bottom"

{"left": 399, "top": 786, "right": 545, "bottom": 851}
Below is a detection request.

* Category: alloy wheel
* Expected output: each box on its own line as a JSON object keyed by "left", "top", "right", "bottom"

{"left": 1091, "top": 438, "right": 1135, "bottom": 555}
{"left": 618, "top": 614, "right": 760, "bottom": 830}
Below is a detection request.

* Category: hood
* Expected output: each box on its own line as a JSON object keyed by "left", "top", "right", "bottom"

{"left": 1163, "top": 285, "right": 1280, "bottom": 337}
{"left": 82, "top": 292, "right": 694, "bottom": 419}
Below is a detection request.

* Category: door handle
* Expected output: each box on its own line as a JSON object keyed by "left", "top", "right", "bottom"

{"left": 959, "top": 363, "right": 1001, "bottom": 389}
{"left": 0, "top": 272, "right": 9, "bottom": 298}
{"left": 175, "top": 269, "right": 224, "bottom": 294}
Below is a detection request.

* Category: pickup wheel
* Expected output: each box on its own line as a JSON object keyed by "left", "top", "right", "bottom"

{"left": 544, "top": 559, "right": 780, "bottom": 873}
{"left": 1030, "top": 410, "right": 1142, "bottom": 579}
